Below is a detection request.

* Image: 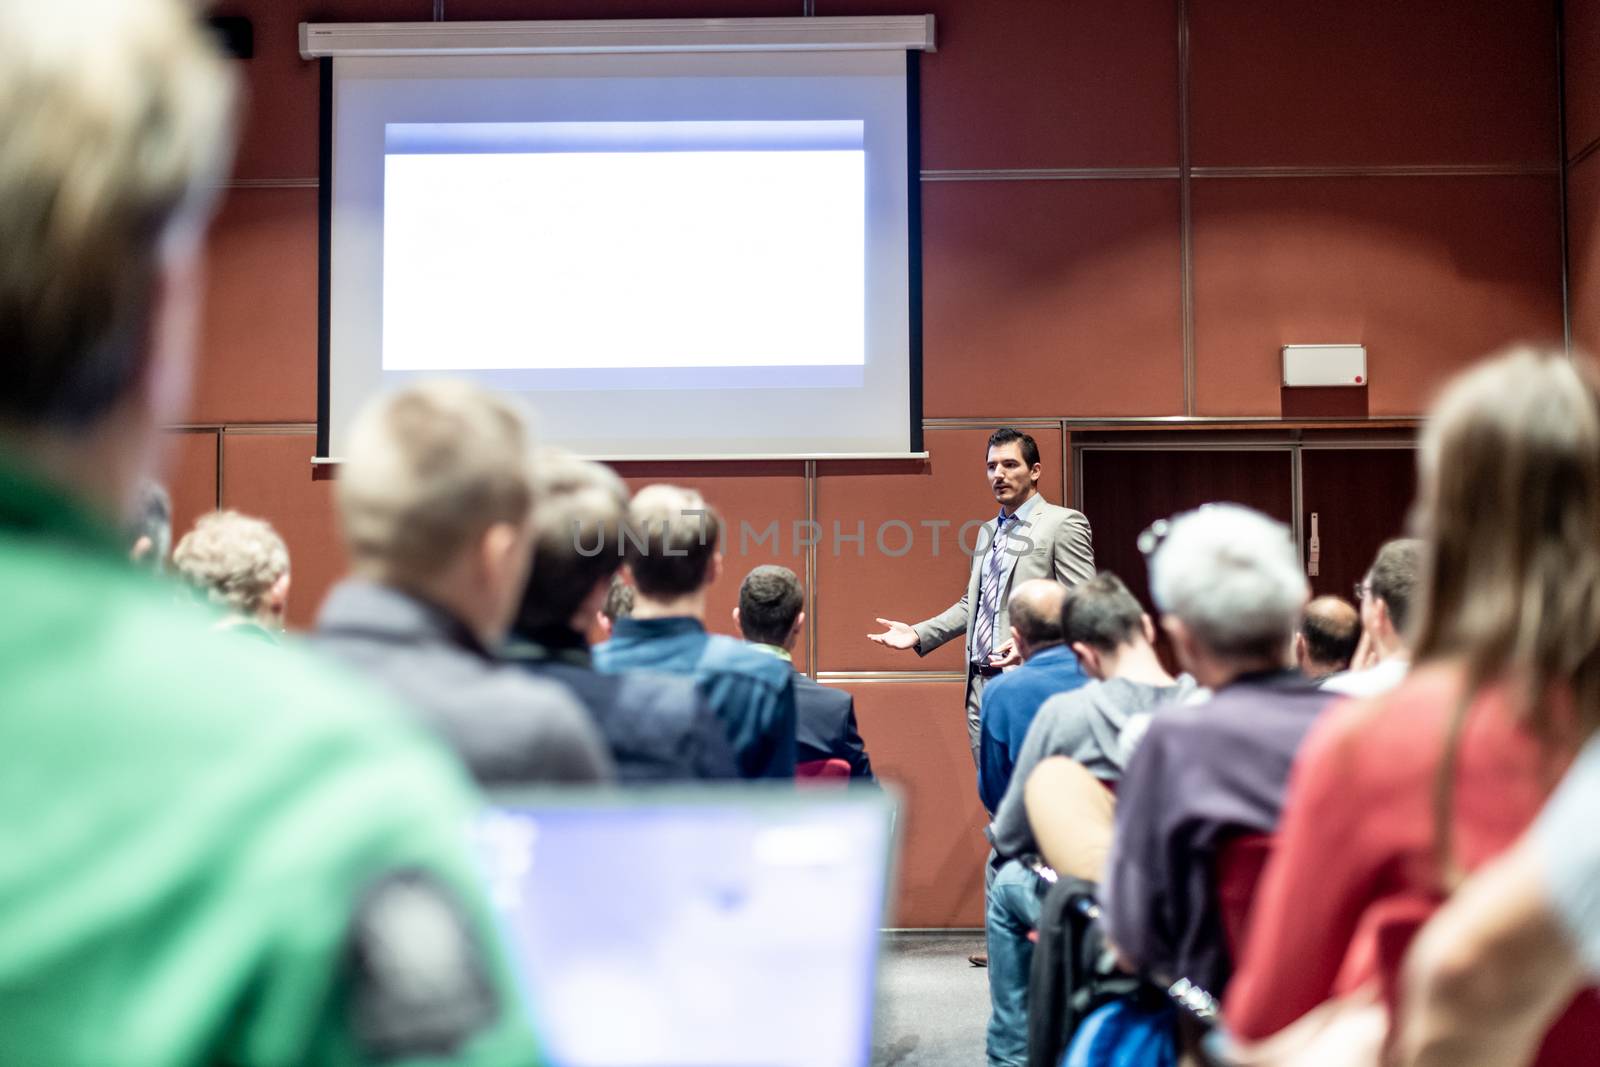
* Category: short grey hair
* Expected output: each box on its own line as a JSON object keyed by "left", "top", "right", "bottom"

{"left": 172, "top": 510, "right": 289, "bottom": 618}
{"left": 1148, "top": 504, "right": 1308, "bottom": 660}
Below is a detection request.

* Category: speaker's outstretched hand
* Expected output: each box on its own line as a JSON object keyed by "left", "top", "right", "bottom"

{"left": 869, "top": 618, "right": 918, "bottom": 650}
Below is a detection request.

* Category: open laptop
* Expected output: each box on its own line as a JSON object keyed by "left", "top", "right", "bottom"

{"left": 473, "top": 786, "right": 899, "bottom": 1067}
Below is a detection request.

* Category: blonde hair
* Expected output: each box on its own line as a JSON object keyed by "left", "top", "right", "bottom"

{"left": 0, "top": 0, "right": 237, "bottom": 425}
{"left": 1410, "top": 348, "right": 1600, "bottom": 736}
{"left": 336, "top": 380, "right": 536, "bottom": 581}
{"left": 173, "top": 510, "right": 289, "bottom": 618}
{"left": 1410, "top": 348, "right": 1600, "bottom": 885}
{"left": 623, "top": 484, "right": 723, "bottom": 599}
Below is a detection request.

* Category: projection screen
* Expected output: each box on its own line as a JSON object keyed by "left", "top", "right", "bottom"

{"left": 308, "top": 20, "right": 932, "bottom": 461}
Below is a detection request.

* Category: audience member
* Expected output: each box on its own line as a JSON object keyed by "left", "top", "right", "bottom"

{"left": 591, "top": 572, "right": 634, "bottom": 642}
{"left": 505, "top": 449, "right": 737, "bottom": 781}
{"left": 172, "top": 509, "right": 290, "bottom": 640}
{"left": 982, "top": 573, "right": 1194, "bottom": 1067}
{"left": 976, "top": 579, "right": 1089, "bottom": 814}
{"left": 594, "top": 486, "right": 798, "bottom": 778}
{"left": 126, "top": 479, "right": 171, "bottom": 571}
{"left": 314, "top": 381, "right": 613, "bottom": 785}
{"left": 1321, "top": 537, "right": 1422, "bottom": 696}
{"left": 1225, "top": 351, "right": 1600, "bottom": 1063}
{"left": 1294, "top": 594, "right": 1360, "bottom": 680}
{"left": 1395, "top": 736, "right": 1600, "bottom": 1067}
{"left": 736, "top": 564, "right": 875, "bottom": 780}
{"left": 1101, "top": 504, "right": 1332, "bottom": 996}
{"left": 990, "top": 573, "right": 1196, "bottom": 864}
{"left": 0, "top": 3, "right": 542, "bottom": 1061}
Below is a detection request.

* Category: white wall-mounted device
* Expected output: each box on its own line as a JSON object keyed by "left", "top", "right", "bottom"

{"left": 1282, "top": 344, "right": 1367, "bottom": 387}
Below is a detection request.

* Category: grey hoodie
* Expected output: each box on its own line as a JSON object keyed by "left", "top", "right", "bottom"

{"left": 988, "top": 675, "right": 1197, "bottom": 860}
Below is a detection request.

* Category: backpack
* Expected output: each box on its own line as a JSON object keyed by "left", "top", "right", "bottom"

{"left": 1062, "top": 999, "right": 1177, "bottom": 1067}
{"left": 1026, "top": 876, "right": 1144, "bottom": 1067}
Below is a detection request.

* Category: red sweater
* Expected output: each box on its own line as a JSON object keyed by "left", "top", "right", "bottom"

{"left": 1225, "top": 664, "right": 1595, "bottom": 1055}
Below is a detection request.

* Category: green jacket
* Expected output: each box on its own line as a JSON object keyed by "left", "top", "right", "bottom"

{"left": 0, "top": 463, "right": 541, "bottom": 1067}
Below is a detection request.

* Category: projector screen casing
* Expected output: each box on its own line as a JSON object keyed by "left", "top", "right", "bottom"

{"left": 317, "top": 45, "right": 922, "bottom": 461}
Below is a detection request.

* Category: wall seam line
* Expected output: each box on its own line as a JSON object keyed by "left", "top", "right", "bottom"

{"left": 1178, "top": 0, "right": 1196, "bottom": 417}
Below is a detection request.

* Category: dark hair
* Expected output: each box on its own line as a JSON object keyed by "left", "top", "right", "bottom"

{"left": 515, "top": 454, "right": 628, "bottom": 633}
{"left": 124, "top": 479, "right": 171, "bottom": 571}
{"left": 601, "top": 574, "right": 634, "bottom": 622}
{"left": 1367, "top": 537, "right": 1424, "bottom": 635}
{"left": 988, "top": 427, "right": 1040, "bottom": 468}
{"left": 1300, "top": 596, "right": 1361, "bottom": 670}
{"left": 1060, "top": 572, "right": 1145, "bottom": 653}
{"left": 624, "top": 485, "right": 723, "bottom": 599}
{"left": 737, "top": 565, "right": 804, "bottom": 646}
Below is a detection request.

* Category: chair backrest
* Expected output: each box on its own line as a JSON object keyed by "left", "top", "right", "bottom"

{"left": 1215, "top": 833, "right": 1275, "bottom": 963}
{"left": 797, "top": 758, "right": 852, "bottom": 782}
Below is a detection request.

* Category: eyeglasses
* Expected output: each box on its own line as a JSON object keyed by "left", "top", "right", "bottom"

{"left": 1136, "top": 518, "right": 1171, "bottom": 557}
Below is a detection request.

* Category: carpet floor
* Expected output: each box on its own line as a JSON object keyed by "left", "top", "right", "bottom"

{"left": 871, "top": 931, "right": 991, "bottom": 1067}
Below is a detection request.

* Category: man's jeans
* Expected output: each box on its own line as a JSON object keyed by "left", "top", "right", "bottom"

{"left": 986, "top": 857, "right": 1046, "bottom": 1067}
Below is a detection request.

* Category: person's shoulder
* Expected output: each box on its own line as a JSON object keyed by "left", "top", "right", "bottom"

{"left": 795, "top": 673, "right": 851, "bottom": 709}
{"left": 1031, "top": 679, "right": 1104, "bottom": 729}
{"left": 612, "top": 668, "right": 705, "bottom": 721}
{"left": 476, "top": 659, "right": 596, "bottom": 727}
{"left": 27, "top": 566, "right": 462, "bottom": 786}
{"left": 1029, "top": 500, "right": 1088, "bottom": 528}
{"left": 983, "top": 667, "right": 1026, "bottom": 697}
{"left": 700, "top": 635, "right": 794, "bottom": 689}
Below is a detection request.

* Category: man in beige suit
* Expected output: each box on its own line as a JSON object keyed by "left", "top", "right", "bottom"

{"left": 871, "top": 428, "right": 1095, "bottom": 761}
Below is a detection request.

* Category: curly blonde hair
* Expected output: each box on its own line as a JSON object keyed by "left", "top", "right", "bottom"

{"left": 173, "top": 511, "right": 290, "bottom": 619}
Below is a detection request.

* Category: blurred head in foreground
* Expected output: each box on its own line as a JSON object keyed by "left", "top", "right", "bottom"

{"left": 1147, "top": 503, "right": 1309, "bottom": 689}
{"left": 336, "top": 379, "right": 538, "bottom": 645}
{"left": 1410, "top": 348, "right": 1600, "bottom": 738}
{"left": 514, "top": 448, "right": 630, "bottom": 639}
{"left": 0, "top": 0, "right": 235, "bottom": 518}
{"left": 173, "top": 510, "right": 291, "bottom": 635}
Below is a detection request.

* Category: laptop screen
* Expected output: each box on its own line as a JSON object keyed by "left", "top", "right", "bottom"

{"left": 473, "top": 789, "right": 897, "bottom": 1067}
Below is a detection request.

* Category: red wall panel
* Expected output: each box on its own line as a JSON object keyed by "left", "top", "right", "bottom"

{"left": 193, "top": 188, "right": 320, "bottom": 424}
{"left": 1568, "top": 0, "right": 1600, "bottom": 159}
{"left": 219, "top": 433, "right": 346, "bottom": 630}
{"left": 1190, "top": 0, "right": 1557, "bottom": 167}
{"left": 922, "top": 179, "right": 1184, "bottom": 418}
{"left": 1571, "top": 158, "right": 1600, "bottom": 357}
{"left": 814, "top": 425, "right": 1064, "bottom": 673}
{"left": 830, "top": 679, "right": 986, "bottom": 927}
{"left": 215, "top": 2, "right": 432, "bottom": 182}
{"left": 1192, "top": 176, "right": 1563, "bottom": 415}
{"left": 162, "top": 431, "right": 221, "bottom": 556}
{"left": 819, "top": 0, "right": 1178, "bottom": 170}
{"left": 609, "top": 464, "right": 810, "bottom": 665}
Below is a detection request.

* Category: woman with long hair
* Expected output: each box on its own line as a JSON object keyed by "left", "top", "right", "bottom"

{"left": 1222, "top": 348, "right": 1600, "bottom": 1060}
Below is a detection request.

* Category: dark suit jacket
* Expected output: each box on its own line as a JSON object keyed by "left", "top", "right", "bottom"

{"left": 312, "top": 580, "right": 614, "bottom": 785}
{"left": 504, "top": 627, "right": 738, "bottom": 783}
{"left": 794, "top": 674, "right": 875, "bottom": 780}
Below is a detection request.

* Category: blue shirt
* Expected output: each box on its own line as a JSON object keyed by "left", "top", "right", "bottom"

{"left": 594, "top": 616, "right": 798, "bottom": 779}
{"left": 977, "top": 643, "right": 1091, "bottom": 812}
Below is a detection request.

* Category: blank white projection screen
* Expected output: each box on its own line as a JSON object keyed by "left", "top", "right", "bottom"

{"left": 326, "top": 51, "right": 915, "bottom": 459}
